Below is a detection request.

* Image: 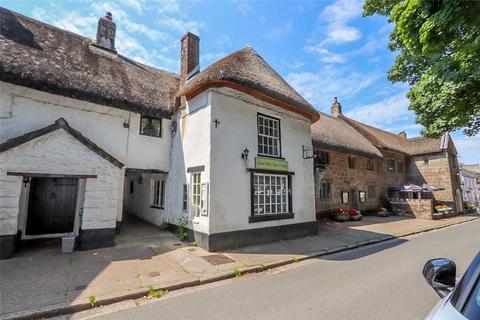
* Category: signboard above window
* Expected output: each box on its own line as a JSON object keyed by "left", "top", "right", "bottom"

{"left": 255, "top": 157, "right": 288, "bottom": 172}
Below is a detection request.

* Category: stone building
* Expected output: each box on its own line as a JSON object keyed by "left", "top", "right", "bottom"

{"left": 312, "top": 98, "right": 462, "bottom": 217}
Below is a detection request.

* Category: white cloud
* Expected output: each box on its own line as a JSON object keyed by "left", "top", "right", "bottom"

{"left": 119, "top": 0, "right": 145, "bottom": 14}
{"left": 157, "top": 0, "right": 181, "bottom": 14}
{"left": 285, "top": 66, "right": 382, "bottom": 110}
{"left": 264, "top": 21, "right": 293, "bottom": 41}
{"left": 283, "top": 60, "right": 306, "bottom": 70}
{"left": 345, "top": 93, "right": 413, "bottom": 127}
{"left": 453, "top": 135, "right": 480, "bottom": 163}
{"left": 304, "top": 46, "right": 345, "bottom": 63}
{"left": 233, "top": 0, "right": 252, "bottom": 15}
{"left": 156, "top": 17, "right": 204, "bottom": 34}
{"left": 318, "top": 0, "right": 363, "bottom": 46}
{"left": 454, "top": 136, "right": 480, "bottom": 151}
{"left": 201, "top": 52, "right": 225, "bottom": 65}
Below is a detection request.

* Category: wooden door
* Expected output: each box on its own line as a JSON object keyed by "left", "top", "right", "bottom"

{"left": 26, "top": 178, "right": 78, "bottom": 235}
{"left": 349, "top": 190, "right": 357, "bottom": 210}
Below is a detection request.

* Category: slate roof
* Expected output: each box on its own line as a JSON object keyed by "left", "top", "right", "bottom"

{"left": 0, "top": 7, "right": 179, "bottom": 118}
{"left": 0, "top": 118, "right": 124, "bottom": 168}
{"left": 178, "top": 47, "right": 320, "bottom": 122}
{"left": 311, "top": 112, "right": 383, "bottom": 158}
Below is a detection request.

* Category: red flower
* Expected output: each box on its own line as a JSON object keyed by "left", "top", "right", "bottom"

{"left": 334, "top": 208, "right": 344, "bottom": 214}
{"left": 349, "top": 209, "right": 359, "bottom": 216}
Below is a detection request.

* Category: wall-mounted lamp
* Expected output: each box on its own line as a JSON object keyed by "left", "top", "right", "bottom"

{"left": 241, "top": 148, "right": 249, "bottom": 160}
{"left": 137, "top": 176, "right": 143, "bottom": 184}
{"left": 22, "top": 176, "right": 31, "bottom": 187}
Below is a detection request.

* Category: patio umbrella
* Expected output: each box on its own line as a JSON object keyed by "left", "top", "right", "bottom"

{"left": 401, "top": 184, "right": 422, "bottom": 192}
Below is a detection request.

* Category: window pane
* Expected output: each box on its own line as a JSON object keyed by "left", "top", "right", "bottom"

{"left": 140, "top": 117, "right": 162, "bottom": 137}
{"left": 252, "top": 173, "right": 290, "bottom": 216}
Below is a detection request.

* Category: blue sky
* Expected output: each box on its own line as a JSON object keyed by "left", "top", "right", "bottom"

{"left": 3, "top": 0, "right": 479, "bottom": 163}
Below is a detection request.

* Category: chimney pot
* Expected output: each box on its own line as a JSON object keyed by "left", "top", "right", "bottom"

{"left": 181, "top": 32, "right": 200, "bottom": 83}
{"left": 96, "top": 12, "right": 116, "bottom": 52}
{"left": 331, "top": 97, "right": 342, "bottom": 117}
{"left": 399, "top": 131, "right": 407, "bottom": 139}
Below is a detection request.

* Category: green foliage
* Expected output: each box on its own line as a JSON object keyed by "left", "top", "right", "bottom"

{"left": 88, "top": 295, "right": 96, "bottom": 307}
{"left": 234, "top": 269, "right": 242, "bottom": 277}
{"left": 363, "top": 0, "right": 480, "bottom": 137}
{"left": 175, "top": 216, "right": 188, "bottom": 241}
{"left": 147, "top": 285, "right": 167, "bottom": 299}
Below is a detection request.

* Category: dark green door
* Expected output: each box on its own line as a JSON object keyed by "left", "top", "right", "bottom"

{"left": 26, "top": 178, "right": 78, "bottom": 235}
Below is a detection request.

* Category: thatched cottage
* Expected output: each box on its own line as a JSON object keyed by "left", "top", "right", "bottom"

{"left": 0, "top": 8, "right": 319, "bottom": 258}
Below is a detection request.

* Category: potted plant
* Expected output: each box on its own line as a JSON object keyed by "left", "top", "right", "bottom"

{"left": 376, "top": 207, "right": 389, "bottom": 217}
{"left": 349, "top": 209, "right": 362, "bottom": 221}
{"left": 331, "top": 208, "right": 350, "bottom": 222}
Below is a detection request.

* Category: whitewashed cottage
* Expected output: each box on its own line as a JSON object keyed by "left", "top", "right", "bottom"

{"left": 0, "top": 8, "right": 319, "bottom": 258}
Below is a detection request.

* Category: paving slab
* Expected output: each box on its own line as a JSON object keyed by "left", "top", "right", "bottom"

{"left": 1, "top": 213, "right": 477, "bottom": 319}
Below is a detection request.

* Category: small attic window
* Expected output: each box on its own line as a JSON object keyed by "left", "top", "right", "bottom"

{"left": 140, "top": 116, "right": 162, "bottom": 138}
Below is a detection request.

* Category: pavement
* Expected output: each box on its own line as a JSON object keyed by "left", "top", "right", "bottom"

{"left": 82, "top": 218, "right": 480, "bottom": 320}
{"left": 0, "top": 213, "right": 478, "bottom": 320}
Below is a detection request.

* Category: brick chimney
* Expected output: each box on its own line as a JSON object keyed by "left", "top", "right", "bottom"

{"left": 96, "top": 12, "right": 116, "bottom": 52}
{"left": 180, "top": 32, "right": 200, "bottom": 83}
{"left": 331, "top": 97, "right": 342, "bottom": 117}
{"left": 399, "top": 131, "right": 407, "bottom": 139}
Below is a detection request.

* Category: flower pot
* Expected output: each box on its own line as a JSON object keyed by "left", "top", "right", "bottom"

{"left": 377, "top": 211, "right": 389, "bottom": 217}
{"left": 332, "top": 214, "right": 350, "bottom": 222}
{"left": 350, "top": 214, "right": 362, "bottom": 221}
{"left": 432, "top": 213, "right": 444, "bottom": 220}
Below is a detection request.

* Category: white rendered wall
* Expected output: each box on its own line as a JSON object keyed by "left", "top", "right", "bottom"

{"left": 0, "top": 129, "right": 124, "bottom": 236}
{"left": 164, "top": 91, "right": 212, "bottom": 235}
{"left": 209, "top": 88, "right": 316, "bottom": 233}
{"left": 0, "top": 82, "right": 171, "bottom": 171}
{"left": 124, "top": 172, "right": 167, "bottom": 225}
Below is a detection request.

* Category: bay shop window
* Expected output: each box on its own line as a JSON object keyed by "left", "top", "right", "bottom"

{"left": 250, "top": 172, "right": 293, "bottom": 222}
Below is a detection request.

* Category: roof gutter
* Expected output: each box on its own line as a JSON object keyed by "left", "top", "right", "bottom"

{"left": 178, "top": 80, "right": 320, "bottom": 123}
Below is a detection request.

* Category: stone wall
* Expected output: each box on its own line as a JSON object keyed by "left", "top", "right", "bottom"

{"left": 407, "top": 150, "right": 461, "bottom": 211}
{"left": 381, "top": 150, "right": 407, "bottom": 197}
{"left": 314, "top": 150, "right": 383, "bottom": 216}
{"left": 390, "top": 199, "right": 433, "bottom": 219}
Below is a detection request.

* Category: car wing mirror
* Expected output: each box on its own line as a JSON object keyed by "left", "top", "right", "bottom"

{"left": 422, "top": 258, "right": 456, "bottom": 298}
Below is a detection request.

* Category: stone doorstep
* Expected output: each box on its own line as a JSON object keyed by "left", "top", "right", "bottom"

{"left": 2, "top": 215, "right": 477, "bottom": 320}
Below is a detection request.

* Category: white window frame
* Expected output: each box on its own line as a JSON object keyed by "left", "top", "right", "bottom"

{"left": 258, "top": 114, "right": 281, "bottom": 158}
{"left": 151, "top": 179, "right": 165, "bottom": 208}
{"left": 191, "top": 173, "right": 201, "bottom": 217}
{"left": 252, "top": 173, "right": 290, "bottom": 216}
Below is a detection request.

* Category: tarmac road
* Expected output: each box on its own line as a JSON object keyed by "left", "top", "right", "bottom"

{"left": 88, "top": 219, "right": 480, "bottom": 320}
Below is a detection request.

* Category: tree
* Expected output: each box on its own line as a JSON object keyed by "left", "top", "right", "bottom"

{"left": 363, "top": 0, "right": 480, "bottom": 137}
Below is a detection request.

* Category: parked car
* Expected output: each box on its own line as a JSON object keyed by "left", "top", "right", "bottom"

{"left": 423, "top": 252, "right": 480, "bottom": 319}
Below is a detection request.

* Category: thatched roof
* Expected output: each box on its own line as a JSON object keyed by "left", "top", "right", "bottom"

{"left": 339, "top": 115, "right": 448, "bottom": 156}
{"left": 178, "top": 47, "right": 320, "bottom": 123}
{"left": 0, "top": 118, "right": 124, "bottom": 168}
{"left": 311, "top": 112, "right": 383, "bottom": 158}
{"left": 0, "top": 8, "right": 179, "bottom": 118}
